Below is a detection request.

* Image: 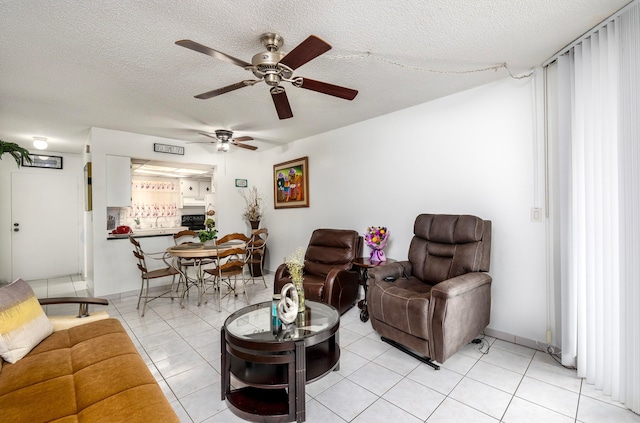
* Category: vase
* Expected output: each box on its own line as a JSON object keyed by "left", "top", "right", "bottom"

{"left": 293, "top": 277, "right": 305, "bottom": 312}
{"left": 369, "top": 248, "right": 386, "bottom": 262}
{"left": 204, "top": 239, "right": 216, "bottom": 247}
{"left": 250, "top": 220, "right": 260, "bottom": 230}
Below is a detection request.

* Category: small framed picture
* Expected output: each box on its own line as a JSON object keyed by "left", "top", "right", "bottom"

{"left": 235, "top": 179, "right": 248, "bottom": 188}
{"left": 273, "top": 156, "right": 309, "bottom": 209}
{"left": 22, "top": 154, "right": 63, "bottom": 169}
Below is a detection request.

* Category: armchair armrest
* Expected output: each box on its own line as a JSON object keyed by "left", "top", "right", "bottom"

{"left": 274, "top": 262, "right": 290, "bottom": 282}
{"left": 39, "top": 297, "right": 109, "bottom": 317}
{"left": 430, "top": 272, "right": 492, "bottom": 300}
{"left": 428, "top": 272, "right": 492, "bottom": 363}
{"left": 39, "top": 297, "right": 110, "bottom": 332}
{"left": 323, "top": 267, "right": 361, "bottom": 314}
{"left": 367, "top": 261, "right": 411, "bottom": 284}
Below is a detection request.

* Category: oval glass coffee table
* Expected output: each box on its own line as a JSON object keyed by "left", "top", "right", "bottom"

{"left": 221, "top": 300, "right": 340, "bottom": 423}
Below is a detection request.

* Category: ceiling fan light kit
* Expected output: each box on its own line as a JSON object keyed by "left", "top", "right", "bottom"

{"left": 176, "top": 32, "right": 358, "bottom": 120}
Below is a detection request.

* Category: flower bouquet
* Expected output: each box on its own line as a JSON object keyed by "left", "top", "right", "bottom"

{"left": 364, "top": 226, "right": 389, "bottom": 262}
{"left": 285, "top": 247, "right": 306, "bottom": 311}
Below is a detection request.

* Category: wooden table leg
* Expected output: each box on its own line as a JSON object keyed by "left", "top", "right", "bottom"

{"left": 295, "top": 340, "right": 306, "bottom": 422}
{"left": 221, "top": 328, "right": 229, "bottom": 401}
{"left": 358, "top": 268, "right": 370, "bottom": 322}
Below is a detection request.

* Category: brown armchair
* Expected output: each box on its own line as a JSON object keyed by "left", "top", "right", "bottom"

{"left": 274, "top": 229, "right": 363, "bottom": 314}
{"left": 367, "top": 214, "right": 492, "bottom": 369}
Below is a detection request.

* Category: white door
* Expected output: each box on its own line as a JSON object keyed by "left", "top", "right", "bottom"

{"left": 11, "top": 173, "right": 80, "bottom": 280}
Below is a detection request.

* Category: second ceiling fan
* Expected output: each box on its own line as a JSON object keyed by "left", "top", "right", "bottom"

{"left": 176, "top": 33, "right": 358, "bottom": 120}
{"left": 196, "top": 129, "right": 257, "bottom": 152}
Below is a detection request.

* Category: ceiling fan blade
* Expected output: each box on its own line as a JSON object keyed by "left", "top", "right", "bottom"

{"left": 298, "top": 78, "right": 358, "bottom": 100}
{"left": 195, "top": 80, "right": 257, "bottom": 99}
{"left": 175, "top": 39, "right": 251, "bottom": 68}
{"left": 232, "top": 136, "right": 253, "bottom": 142}
{"left": 279, "top": 35, "right": 331, "bottom": 70}
{"left": 271, "top": 87, "right": 294, "bottom": 120}
{"left": 232, "top": 141, "right": 258, "bottom": 151}
{"left": 198, "top": 132, "right": 218, "bottom": 140}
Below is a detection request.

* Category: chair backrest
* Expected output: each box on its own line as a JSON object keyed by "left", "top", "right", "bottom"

{"left": 251, "top": 228, "right": 268, "bottom": 242}
{"left": 173, "top": 229, "right": 199, "bottom": 245}
{"left": 217, "top": 232, "right": 250, "bottom": 245}
{"left": 215, "top": 247, "right": 246, "bottom": 276}
{"left": 408, "top": 214, "right": 492, "bottom": 284}
{"left": 247, "top": 228, "right": 268, "bottom": 257}
{"left": 130, "top": 236, "right": 149, "bottom": 275}
{"left": 304, "top": 229, "right": 361, "bottom": 278}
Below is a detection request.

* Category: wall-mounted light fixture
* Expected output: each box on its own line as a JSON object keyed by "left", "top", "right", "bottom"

{"left": 32, "top": 136, "right": 48, "bottom": 150}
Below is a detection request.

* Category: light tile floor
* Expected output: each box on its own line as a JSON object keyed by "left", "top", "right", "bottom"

{"left": 29, "top": 274, "right": 640, "bottom": 423}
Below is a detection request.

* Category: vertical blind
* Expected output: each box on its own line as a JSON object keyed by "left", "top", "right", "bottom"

{"left": 550, "top": 1, "right": 640, "bottom": 413}
{"left": 618, "top": 3, "right": 640, "bottom": 413}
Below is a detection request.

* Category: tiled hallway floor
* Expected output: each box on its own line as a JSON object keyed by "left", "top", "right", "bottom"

{"left": 30, "top": 275, "right": 640, "bottom": 423}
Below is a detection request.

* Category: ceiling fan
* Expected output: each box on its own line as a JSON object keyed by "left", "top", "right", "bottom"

{"left": 176, "top": 33, "right": 358, "bottom": 120}
{"left": 192, "top": 129, "right": 257, "bottom": 152}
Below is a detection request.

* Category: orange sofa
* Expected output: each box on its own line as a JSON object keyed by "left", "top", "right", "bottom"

{"left": 0, "top": 318, "right": 179, "bottom": 422}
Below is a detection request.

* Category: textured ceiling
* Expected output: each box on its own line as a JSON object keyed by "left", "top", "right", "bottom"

{"left": 0, "top": 0, "right": 630, "bottom": 153}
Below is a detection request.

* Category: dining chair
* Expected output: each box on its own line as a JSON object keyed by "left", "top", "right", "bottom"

{"left": 173, "top": 229, "right": 199, "bottom": 245}
{"left": 203, "top": 247, "right": 248, "bottom": 311}
{"left": 245, "top": 228, "right": 268, "bottom": 287}
{"left": 129, "top": 236, "right": 180, "bottom": 316}
{"left": 172, "top": 230, "right": 215, "bottom": 299}
{"left": 216, "top": 232, "right": 250, "bottom": 245}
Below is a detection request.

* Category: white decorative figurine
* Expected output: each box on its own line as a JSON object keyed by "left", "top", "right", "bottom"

{"left": 277, "top": 283, "right": 299, "bottom": 325}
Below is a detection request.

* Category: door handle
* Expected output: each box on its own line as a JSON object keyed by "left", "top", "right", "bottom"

{"left": 13, "top": 222, "right": 19, "bottom": 231}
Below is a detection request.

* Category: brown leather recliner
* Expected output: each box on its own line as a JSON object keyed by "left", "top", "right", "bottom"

{"left": 274, "top": 229, "right": 363, "bottom": 315}
{"left": 367, "top": 214, "right": 492, "bottom": 368}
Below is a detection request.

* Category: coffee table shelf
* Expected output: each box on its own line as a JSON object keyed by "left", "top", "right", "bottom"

{"left": 226, "top": 387, "right": 290, "bottom": 421}
{"left": 229, "top": 340, "right": 339, "bottom": 388}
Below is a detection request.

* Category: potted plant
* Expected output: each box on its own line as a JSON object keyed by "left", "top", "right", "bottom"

{"left": 0, "top": 139, "right": 32, "bottom": 167}
{"left": 240, "top": 186, "right": 263, "bottom": 229}
{"left": 198, "top": 218, "right": 218, "bottom": 245}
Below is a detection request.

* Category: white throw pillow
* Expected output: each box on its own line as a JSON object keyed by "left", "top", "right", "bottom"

{"left": 0, "top": 279, "right": 54, "bottom": 363}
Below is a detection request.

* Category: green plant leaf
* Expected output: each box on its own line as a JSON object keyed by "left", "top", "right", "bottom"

{"left": 0, "top": 140, "right": 32, "bottom": 167}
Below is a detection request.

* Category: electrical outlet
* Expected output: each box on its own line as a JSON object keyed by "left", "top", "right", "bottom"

{"left": 531, "top": 207, "right": 542, "bottom": 222}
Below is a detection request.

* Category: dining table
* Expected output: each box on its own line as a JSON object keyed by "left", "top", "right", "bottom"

{"left": 166, "top": 240, "right": 246, "bottom": 307}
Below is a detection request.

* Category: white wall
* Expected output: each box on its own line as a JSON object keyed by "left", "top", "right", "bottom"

{"left": 254, "top": 77, "right": 549, "bottom": 344}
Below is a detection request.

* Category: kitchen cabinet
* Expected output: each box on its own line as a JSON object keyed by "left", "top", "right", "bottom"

{"left": 179, "top": 178, "right": 212, "bottom": 207}
{"left": 180, "top": 179, "right": 211, "bottom": 197}
{"left": 198, "top": 180, "right": 212, "bottom": 197}
{"left": 180, "top": 178, "right": 198, "bottom": 197}
{"left": 106, "top": 155, "right": 131, "bottom": 207}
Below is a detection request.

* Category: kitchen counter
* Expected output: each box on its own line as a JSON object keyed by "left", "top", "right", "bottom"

{"left": 107, "top": 226, "right": 190, "bottom": 240}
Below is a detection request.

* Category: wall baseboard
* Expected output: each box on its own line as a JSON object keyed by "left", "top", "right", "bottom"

{"left": 484, "top": 327, "right": 558, "bottom": 353}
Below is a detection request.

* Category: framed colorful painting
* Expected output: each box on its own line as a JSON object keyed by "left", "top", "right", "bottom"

{"left": 273, "top": 156, "right": 309, "bottom": 209}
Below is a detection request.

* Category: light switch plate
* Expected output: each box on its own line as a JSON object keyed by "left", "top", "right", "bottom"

{"left": 531, "top": 207, "right": 542, "bottom": 222}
